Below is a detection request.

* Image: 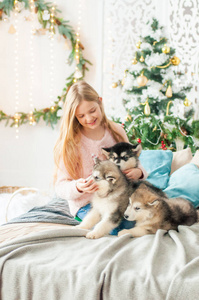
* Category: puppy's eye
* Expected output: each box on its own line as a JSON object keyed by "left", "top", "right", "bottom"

{"left": 94, "top": 176, "right": 100, "bottom": 181}
{"left": 134, "top": 207, "right": 140, "bottom": 211}
{"left": 121, "top": 155, "right": 128, "bottom": 161}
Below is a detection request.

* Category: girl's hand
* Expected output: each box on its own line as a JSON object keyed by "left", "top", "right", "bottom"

{"left": 76, "top": 177, "right": 98, "bottom": 194}
{"left": 123, "top": 168, "right": 143, "bottom": 180}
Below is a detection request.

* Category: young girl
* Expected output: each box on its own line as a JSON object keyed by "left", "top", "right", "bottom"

{"left": 54, "top": 81, "right": 147, "bottom": 234}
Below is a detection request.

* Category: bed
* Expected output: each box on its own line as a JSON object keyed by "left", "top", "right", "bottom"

{"left": 0, "top": 148, "right": 199, "bottom": 300}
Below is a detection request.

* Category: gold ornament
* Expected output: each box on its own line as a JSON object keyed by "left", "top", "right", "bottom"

{"left": 162, "top": 44, "right": 170, "bottom": 54}
{"left": 152, "top": 125, "right": 157, "bottom": 132}
{"left": 144, "top": 101, "right": 151, "bottom": 116}
{"left": 132, "top": 57, "right": 138, "bottom": 64}
{"left": 166, "top": 100, "right": 173, "bottom": 115}
{"left": 125, "top": 114, "right": 132, "bottom": 121}
{"left": 8, "top": 24, "right": 16, "bottom": 34}
{"left": 137, "top": 73, "right": 148, "bottom": 87}
{"left": 140, "top": 55, "right": 145, "bottom": 62}
{"left": 184, "top": 97, "right": 191, "bottom": 107}
{"left": 121, "top": 70, "right": 128, "bottom": 86}
{"left": 165, "top": 85, "right": 172, "bottom": 98}
{"left": 170, "top": 56, "right": 180, "bottom": 66}
{"left": 111, "top": 82, "right": 118, "bottom": 88}
{"left": 136, "top": 40, "right": 141, "bottom": 49}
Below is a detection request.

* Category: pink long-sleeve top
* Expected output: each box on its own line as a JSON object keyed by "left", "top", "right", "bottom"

{"left": 55, "top": 123, "right": 147, "bottom": 216}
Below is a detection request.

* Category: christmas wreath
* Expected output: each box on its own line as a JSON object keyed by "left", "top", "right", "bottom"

{"left": 0, "top": 0, "right": 91, "bottom": 128}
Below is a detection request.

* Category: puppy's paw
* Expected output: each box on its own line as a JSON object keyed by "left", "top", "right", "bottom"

{"left": 86, "top": 231, "right": 102, "bottom": 239}
{"left": 118, "top": 229, "right": 130, "bottom": 237}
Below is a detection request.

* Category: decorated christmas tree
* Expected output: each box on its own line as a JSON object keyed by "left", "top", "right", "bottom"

{"left": 113, "top": 18, "right": 199, "bottom": 152}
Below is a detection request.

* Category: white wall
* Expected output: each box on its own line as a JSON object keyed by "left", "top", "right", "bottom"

{"left": 0, "top": 0, "right": 103, "bottom": 190}
{"left": 1, "top": 0, "right": 198, "bottom": 190}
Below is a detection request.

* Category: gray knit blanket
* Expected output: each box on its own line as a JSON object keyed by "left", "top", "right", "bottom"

{"left": 0, "top": 224, "right": 199, "bottom": 300}
{"left": 6, "top": 197, "right": 79, "bottom": 226}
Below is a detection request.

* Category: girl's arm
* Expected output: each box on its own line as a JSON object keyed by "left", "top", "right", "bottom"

{"left": 55, "top": 159, "right": 98, "bottom": 201}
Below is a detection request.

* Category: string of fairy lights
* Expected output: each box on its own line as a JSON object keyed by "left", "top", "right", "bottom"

{"left": 12, "top": 0, "right": 83, "bottom": 139}
{"left": 13, "top": 0, "right": 20, "bottom": 138}
{"left": 28, "top": 0, "right": 36, "bottom": 126}
{"left": 74, "top": 0, "right": 83, "bottom": 81}
{"left": 49, "top": 4, "right": 56, "bottom": 113}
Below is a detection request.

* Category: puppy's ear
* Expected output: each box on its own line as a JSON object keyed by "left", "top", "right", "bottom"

{"left": 148, "top": 199, "right": 160, "bottom": 207}
{"left": 131, "top": 143, "right": 142, "bottom": 157}
{"left": 101, "top": 147, "right": 111, "bottom": 158}
{"left": 92, "top": 154, "right": 101, "bottom": 165}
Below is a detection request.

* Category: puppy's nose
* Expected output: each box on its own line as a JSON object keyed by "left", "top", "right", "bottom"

{"left": 124, "top": 214, "right": 129, "bottom": 219}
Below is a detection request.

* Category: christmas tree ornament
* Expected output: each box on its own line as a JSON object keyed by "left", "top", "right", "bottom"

{"left": 152, "top": 125, "right": 157, "bottom": 132}
{"left": 162, "top": 44, "right": 170, "bottom": 54}
{"left": 132, "top": 57, "right": 138, "bottom": 64}
{"left": 165, "top": 85, "right": 172, "bottom": 98}
{"left": 144, "top": 100, "right": 151, "bottom": 116}
{"left": 8, "top": 24, "right": 16, "bottom": 34}
{"left": 121, "top": 78, "right": 125, "bottom": 86}
{"left": 140, "top": 55, "right": 145, "bottom": 62}
{"left": 111, "top": 82, "right": 118, "bottom": 88}
{"left": 137, "top": 73, "right": 148, "bottom": 87}
{"left": 125, "top": 114, "right": 132, "bottom": 121}
{"left": 170, "top": 56, "right": 180, "bottom": 66}
{"left": 184, "top": 97, "right": 191, "bottom": 106}
{"left": 166, "top": 100, "right": 173, "bottom": 115}
{"left": 137, "top": 138, "right": 141, "bottom": 143}
{"left": 42, "top": 10, "right": 50, "bottom": 20}
{"left": 136, "top": 40, "right": 141, "bottom": 49}
{"left": 121, "top": 70, "right": 128, "bottom": 85}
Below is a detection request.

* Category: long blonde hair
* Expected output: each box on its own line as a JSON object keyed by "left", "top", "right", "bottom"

{"left": 54, "top": 80, "right": 125, "bottom": 180}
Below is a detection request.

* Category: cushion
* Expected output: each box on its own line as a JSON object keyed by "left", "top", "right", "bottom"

{"left": 190, "top": 150, "right": 199, "bottom": 168}
{"left": 139, "top": 150, "right": 173, "bottom": 190}
{"left": 170, "top": 148, "right": 192, "bottom": 175}
{"left": 164, "top": 163, "right": 199, "bottom": 208}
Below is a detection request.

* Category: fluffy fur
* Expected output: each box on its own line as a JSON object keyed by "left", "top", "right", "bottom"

{"left": 118, "top": 181, "right": 198, "bottom": 237}
{"left": 77, "top": 158, "right": 132, "bottom": 239}
{"left": 102, "top": 142, "right": 142, "bottom": 171}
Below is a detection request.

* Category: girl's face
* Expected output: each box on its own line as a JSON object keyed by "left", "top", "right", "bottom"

{"left": 75, "top": 100, "right": 103, "bottom": 131}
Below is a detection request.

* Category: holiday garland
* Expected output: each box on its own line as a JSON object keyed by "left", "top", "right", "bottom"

{"left": 0, "top": 0, "right": 91, "bottom": 128}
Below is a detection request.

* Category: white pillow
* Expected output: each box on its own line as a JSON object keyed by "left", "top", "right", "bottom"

{"left": 170, "top": 148, "right": 193, "bottom": 175}
{"left": 190, "top": 150, "right": 199, "bottom": 168}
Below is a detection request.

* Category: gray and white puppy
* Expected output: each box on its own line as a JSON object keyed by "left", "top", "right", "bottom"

{"left": 77, "top": 158, "right": 132, "bottom": 239}
{"left": 102, "top": 142, "right": 142, "bottom": 171}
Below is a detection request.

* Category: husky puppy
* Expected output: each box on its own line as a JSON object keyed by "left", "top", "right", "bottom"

{"left": 118, "top": 182, "right": 198, "bottom": 237}
{"left": 77, "top": 158, "right": 132, "bottom": 239}
{"left": 102, "top": 142, "right": 142, "bottom": 171}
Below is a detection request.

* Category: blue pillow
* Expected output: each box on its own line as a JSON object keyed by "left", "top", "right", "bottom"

{"left": 163, "top": 163, "right": 199, "bottom": 208}
{"left": 139, "top": 150, "right": 173, "bottom": 189}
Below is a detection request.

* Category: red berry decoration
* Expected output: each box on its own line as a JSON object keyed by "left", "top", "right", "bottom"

{"left": 161, "top": 140, "right": 167, "bottom": 150}
{"left": 137, "top": 138, "right": 141, "bottom": 143}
